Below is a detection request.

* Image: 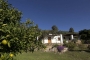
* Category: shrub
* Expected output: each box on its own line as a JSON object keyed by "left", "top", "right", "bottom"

{"left": 87, "top": 45, "right": 90, "bottom": 50}
{"left": 52, "top": 44, "right": 59, "bottom": 48}
{"left": 81, "top": 40, "right": 85, "bottom": 44}
{"left": 78, "top": 44, "right": 88, "bottom": 50}
{"left": 57, "top": 45, "right": 64, "bottom": 52}
{"left": 63, "top": 40, "right": 66, "bottom": 44}
{"left": 64, "top": 42, "right": 76, "bottom": 50}
{"left": 81, "top": 40, "right": 90, "bottom": 44}
{"left": 84, "top": 40, "right": 90, "bottom": 44}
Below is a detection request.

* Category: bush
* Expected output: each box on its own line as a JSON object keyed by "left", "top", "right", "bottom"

{"left": 84, "top": 40, "right": 90, "bottom": 44}
{"left": 78, "top": 44, "right": 88, "bottom": 50}
{"left": 64, "top": 42, "right": 76, "bottom": 50}
{"left": 87, "top": 45, "right": 90, "bottom": 50}
{"left": 81, "top": 40, "right": 90, "bottom": 44}
{"left": 63, "top": 40, "right": 66, "bottom": 44}
{"left": 81, "top": 40, "right": 85, "bottom": 44}
{"left": 52, "top": 44, "right": 59, "bottom": 48}
{"left": 57, "top": 45, "right": 64, "bottom": 52}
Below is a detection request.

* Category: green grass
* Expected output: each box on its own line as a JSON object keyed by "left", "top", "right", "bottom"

{"left": 15, "top": 51, "right": 90, "bottom": 60}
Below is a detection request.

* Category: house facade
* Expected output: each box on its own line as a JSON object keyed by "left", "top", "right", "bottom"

{"left": 42, "top": 34, "right": 63, "bottom": 44}
{"left": 41, "top": 33, "right": 78, "bottom": 44}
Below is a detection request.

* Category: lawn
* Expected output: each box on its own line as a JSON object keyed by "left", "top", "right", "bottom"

{"left": 15, "top": 51, "right": 90, "bottom": 60}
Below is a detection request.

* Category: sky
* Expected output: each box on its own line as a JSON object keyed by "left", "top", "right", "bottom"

{"left": 8, "top": 0, "right": 90, "bottom": 32}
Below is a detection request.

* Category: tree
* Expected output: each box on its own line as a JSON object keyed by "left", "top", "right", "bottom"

{"left": 0, "top": 0, "right": 43, "bottom": 60}
{"left": 0, "top": 0, "right": 22, "bottom": 24}
{"left": 69, "top": 27, "right": 74, "bottom": 33}
{"left": 51, "top": 25, "right": 58, "bottom": 34}
{"left": 79, "top": 29, "right": 90, "bottom": 40}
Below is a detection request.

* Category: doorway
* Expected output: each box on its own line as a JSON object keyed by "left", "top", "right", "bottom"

{"left": 48, "top": 37, "right": 51, "bottom": 43}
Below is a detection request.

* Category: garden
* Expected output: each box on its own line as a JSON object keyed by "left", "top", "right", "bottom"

{"left": 0, "top": 0, "right": 90, "bottom": 60}
{"left": 15, "top": 51, "right": 90, "bottom": 60}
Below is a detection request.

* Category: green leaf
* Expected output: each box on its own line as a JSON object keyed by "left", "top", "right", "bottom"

{"left": 8, "top": 42, "right": 10, "bottom": 47}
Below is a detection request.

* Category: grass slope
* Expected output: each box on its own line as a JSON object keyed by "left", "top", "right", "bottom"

{"left": 15, "top": 51, "right": 90, "bottom": 60}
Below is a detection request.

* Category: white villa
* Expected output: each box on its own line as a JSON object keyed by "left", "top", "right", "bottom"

{"left": 41, "top": 33, "right": 78, "bottom": 44}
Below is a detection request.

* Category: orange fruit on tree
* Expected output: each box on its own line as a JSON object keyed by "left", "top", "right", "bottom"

{"left": 2, "top": 40, "right": 8, "bottom": 45}
{"left": 9, "top": 53, "right": 14, "bottom": 57}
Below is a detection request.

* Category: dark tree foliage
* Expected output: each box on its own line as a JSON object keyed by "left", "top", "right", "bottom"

{"left": 79, "top": 29, "right": 90, "bottom": 40}
{"left": 51, "top": 25, "right": 58, "bottom": 34}
{"left": 69, "top": 27, "right": 74, "bottom": 33}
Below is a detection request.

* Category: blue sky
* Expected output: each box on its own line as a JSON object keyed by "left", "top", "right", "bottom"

{"left": 8, "top": 0, "right": 90, "bottom": 32}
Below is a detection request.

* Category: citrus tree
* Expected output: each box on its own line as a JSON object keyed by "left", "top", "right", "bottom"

{"left": 0, "top": 0, "right": 43, "bottom": 60}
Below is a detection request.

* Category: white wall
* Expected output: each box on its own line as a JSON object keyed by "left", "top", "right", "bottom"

{"left": 42, "top": 35, "right": 63, "bottom": 44}
{"left": 43, "top": 37, "right": 48, "bottom": 44}
{"left": 52, "top": 36, "right": 61, "bottom": 43}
